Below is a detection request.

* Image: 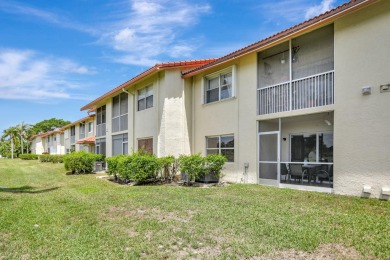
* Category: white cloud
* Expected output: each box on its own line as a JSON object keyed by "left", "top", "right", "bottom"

{"left": 305, "top": 0, "right": 336, "bottom": 19}
{"left": 0, "top": 1, "right": 97, "bottom": 34}
{"left": 0, "top": 0, "right": 212, "bottom": 66}
{"left": 0, "top": 49, "right": 94, "bottom": 101}
{"left": 100, "top": 0, "right": 211, "bottom": 65}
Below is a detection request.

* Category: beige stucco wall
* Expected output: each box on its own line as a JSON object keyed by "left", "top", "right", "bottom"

{"left": 333, "top": 0, "right": 390, "bottom": 198}
{"left": 192, "top": 53, "right": 259, "bottom": 183}
{"left": 158, "top": 69, "right": 192, "bottom": 157}
{"left": 133, "top": 74, "right": 159, "bottom": 155}
{"left": 31, "top": 137, "right": 44, "bottom": 155}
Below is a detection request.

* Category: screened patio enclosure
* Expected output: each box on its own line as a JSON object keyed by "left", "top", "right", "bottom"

{"left": 258, "top": 112, "right": 334, "bottom": 189}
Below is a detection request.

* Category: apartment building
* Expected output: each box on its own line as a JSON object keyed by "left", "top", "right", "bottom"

{"left": 80, "top": 60, "right": 217, "bottom": 158}
{"left": 62, "top": 115, "right": 96, "bottom": 154}
{"left": 182, "top": 0, "right": 390, "bottom": 198}
{"left": 31, "top": 115, "right": 95, "bottom": 155}
{"left": 79, "top": 0, "right": 389, "bottom": 198}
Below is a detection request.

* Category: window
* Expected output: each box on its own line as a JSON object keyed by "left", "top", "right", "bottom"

{"left": 79, "top": 122, "right": 86, "bottom": 139}
{"left": 206, "top": 135, "right": 234, "bottom": 162}
{"left": 95, "top": 138, "right": 106, "bottom": 156}
{"left": 112, "top": 93, "right": 128, "bottom": 132}
{"left": 290, "top": 132, "right": 333, "bottom": 162}
{"left": 70, "top": 126, "right": 76, "bottom": 144}
{"left": 88, "top": 122, "right": 93, "bottom": 133}
{"left": 138, "top": 86, "right": 153, "bottom": 111}
{"left": 96, "top": 105, "right": 106, "bottom": 137}
{"left": 54, "top": 136, "right": 56, "bottom": 142}
{"left": 138, "top": 138, "right": 153, "bottom": 154}
{"left": 66, "top": 149, "right": 70, "bottom": 154}
{"left": 112, "top": 134, "right": 128, "bottom": 156}
{"left": 204, "top": 67, "right": 235, "bottom": 104}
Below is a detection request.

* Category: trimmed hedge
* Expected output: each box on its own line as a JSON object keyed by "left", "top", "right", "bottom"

{"left": 64, "top": 151, "right": 102, "bottom": 174}
{"left": 178, "top": 153, "right": 226, "bottom": 181}
{"left": 106, "top": 153, "right": 172, "bottom": 183}
{"left": 19, "top": 154, "right": 39, "bottom": 160}
{"left": 39, "top": 154, "right": 64, "bottom": 163}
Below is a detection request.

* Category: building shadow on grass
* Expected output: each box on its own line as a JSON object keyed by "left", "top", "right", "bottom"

{"left": 0, "top": 185, "right": 60, "bottom": 194}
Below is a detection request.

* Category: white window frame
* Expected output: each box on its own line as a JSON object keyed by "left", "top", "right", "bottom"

{"left": 112, "top": 93, "right": 128, "bottom": 133}
{"left": 206, "top": 134, "right": 235, "bottom": 162}
{"left": 88, "top": 122, "right": 93, "bottom": 133}
{"left": 138, "top": 85, "right": 153, "bottom": 111}
{"left": 202, "top": 65, "right": 236, "bottom": 104}
{"left": 112, "top": 134, "right": 128, "bottom": 156}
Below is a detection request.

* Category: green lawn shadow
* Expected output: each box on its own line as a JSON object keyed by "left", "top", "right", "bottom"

{"left": 0, "top": 185, "right": 60, "bottom": 194}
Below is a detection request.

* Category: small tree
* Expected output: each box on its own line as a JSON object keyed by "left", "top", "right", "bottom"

{"left": 1, "top": 127, "right": 19, "bottom": 159}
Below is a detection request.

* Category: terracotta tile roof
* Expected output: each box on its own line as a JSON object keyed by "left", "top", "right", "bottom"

{"left": 182, "top": 0, "right": 378, "bottom": 78}
{"left": 80, "top": 59, "right": 218, "bottom": 111}
{"left": 60, "top": 115, "right": 95, "bottom": 130}
{"left": 34, "top": 129, "right": 63, "bottom": 138}
{"left": 76, "top": 135, "right": 95, "bottom": 144}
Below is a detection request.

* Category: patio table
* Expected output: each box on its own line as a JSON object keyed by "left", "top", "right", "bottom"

{"left": 302, "top": 164, "right": 321, "bottom": 183}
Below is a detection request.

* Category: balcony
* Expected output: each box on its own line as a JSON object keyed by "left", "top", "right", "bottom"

{"left": 96, "top": 123, "right": 106, "bottom": 137}
{"left": 257, "top": 71, "right": 334, "bottom": 115}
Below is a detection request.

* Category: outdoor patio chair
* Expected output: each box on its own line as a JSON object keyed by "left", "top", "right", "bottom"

{"left": 289, "top": 164, "right": 308, "bottom": 183}
{"left": 317, "top": 165, "right": 333, "bottom": 183}
{"left": 280, "top": 163, "right": 289, "bottom": 182}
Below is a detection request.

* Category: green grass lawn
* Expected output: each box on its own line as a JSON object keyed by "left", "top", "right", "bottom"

{"left": 0, "top": 159, "right": 389, "bottom": 259}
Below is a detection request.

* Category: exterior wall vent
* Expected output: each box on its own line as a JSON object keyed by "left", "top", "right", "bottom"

{"left": 362, "top": 185, "right": 371, "bottom": 193}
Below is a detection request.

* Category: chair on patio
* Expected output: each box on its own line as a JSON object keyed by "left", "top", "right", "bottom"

{"left": 280, "top": 163, "right": 289, "bottom": 182}
{"left": 317, "top": 165, "right": 333, "bottom": 184}
{"left": 289, "top": 164, "right": 308, "bottom": 183}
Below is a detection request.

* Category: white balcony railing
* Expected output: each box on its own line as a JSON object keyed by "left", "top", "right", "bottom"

{"left": 258, "top": 71, "right": 334, "bottom": 115}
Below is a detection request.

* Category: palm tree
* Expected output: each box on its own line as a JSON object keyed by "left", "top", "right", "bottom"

{"left": 17, "top": 122, "right": 30, "bottom": 154}
{"left": 24, "top": 128, "right": 35, "bottom": 154}
{"left": 2, "top": 126, "right": 19, "bottom": 159}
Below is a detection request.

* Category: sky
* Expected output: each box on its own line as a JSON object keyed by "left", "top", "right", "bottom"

{"left": 0, "top": 0, "right": 347, "bottom": 133}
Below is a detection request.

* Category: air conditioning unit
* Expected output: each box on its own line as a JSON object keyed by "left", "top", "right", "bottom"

{"left": 94, "top": 162, "right": 104, "bottom": 172}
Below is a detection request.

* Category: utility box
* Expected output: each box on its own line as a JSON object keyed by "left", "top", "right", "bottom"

{"left": 94, "top": 162, "right": 105, "bottom": 172}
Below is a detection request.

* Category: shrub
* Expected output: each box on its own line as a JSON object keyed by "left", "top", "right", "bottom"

{"left": 19, "top": 154, "right": 39, "bottom": 160}
{"left": 178, "top": 154, "right": 207, "bottom": 181}
{"left": 178, "top": 153, "right": 227, "bottom": 181}
{"left": 106, "top": 154, "right": 126, "bottom": 176}
{"left": 3, "top": 153, "right": 13, "bottom": 159}
{"left": 205, "top": 154, "right": 227, "bottom": 178}
{"left": 51, "top": 155, "right": 64, "bottom": 163}
{"left": 63, "top": 151, "right": 97, "bottom": 174}
{"left": 94, "top": 154, "right": 105, "bottom": 162}
{"left": 130, "top": 153, "right": 160, "bottom": 183}
{"left": 39, "top": 154, "right": 64, "bottom": 163}
{"left": 39, "top": 154, "right": 51, "bottom": 162}
{"left": 111, "top": 152, "right": 162, "bottom": 183}
{"left": 158, "top": 155, "right": 177, "bottom": 180}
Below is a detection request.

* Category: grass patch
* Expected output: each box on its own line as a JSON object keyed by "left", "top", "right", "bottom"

{"left": 0, "top": 159, "right": 389, "bottom": 259}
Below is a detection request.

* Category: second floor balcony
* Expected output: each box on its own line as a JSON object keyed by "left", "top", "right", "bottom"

{"left": 257, "top": 24, "right": 334, "bottom": 116}
{"left": 257, "top": 70, "right": 334, "bottom": 115}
